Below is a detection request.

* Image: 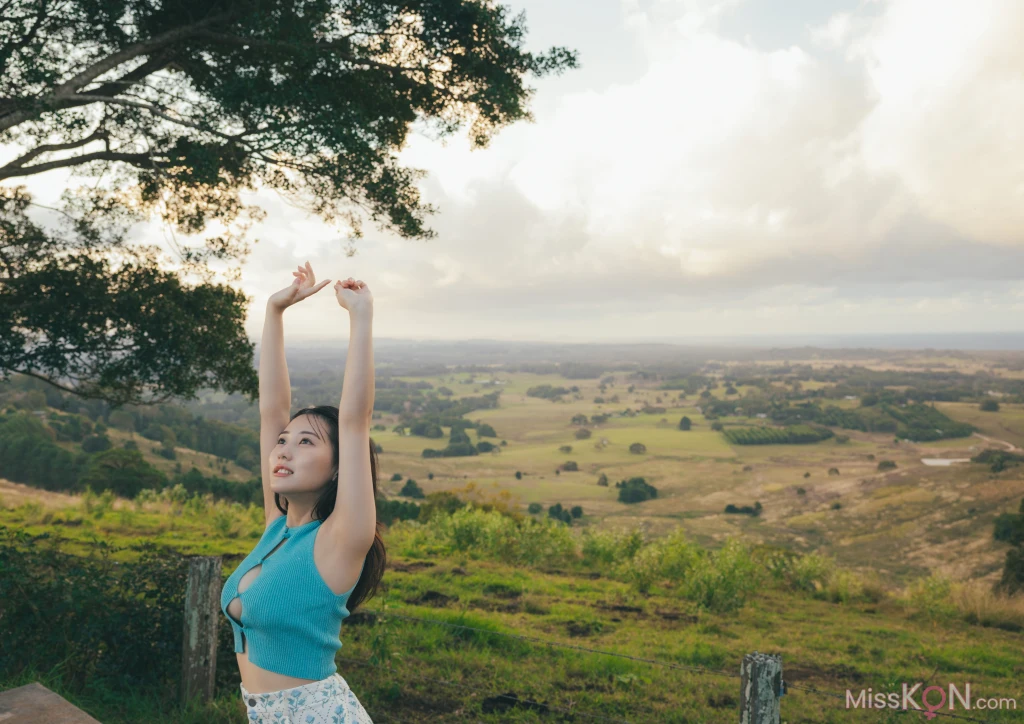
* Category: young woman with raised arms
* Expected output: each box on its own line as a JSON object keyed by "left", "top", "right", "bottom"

{"left": 220, "top": 262, "right": 384, "bottom": 722}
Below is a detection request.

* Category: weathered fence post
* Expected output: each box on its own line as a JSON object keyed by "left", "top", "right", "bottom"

{"left": 181, "top": 555, "right": 222, "bottom": 708}
{"left": 739, "top": 651, "right": 784, "bottom": 724}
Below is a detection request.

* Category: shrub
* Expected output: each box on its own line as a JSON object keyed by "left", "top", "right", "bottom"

{"left": 558, "top": 445, "right": 573, "bottom": 454}
{"left": 903, "top": 574, "right": 955, "bottom": 620}
{"left": 575, "top": 427, "right": 592, "bottom": 440}
{"left": 562, "top": 461, "right": 578, "bottom": 472}
{"left": 629, "top": 442, "right": 647, "bottom": 454}
{"left": 615, "top": 477, "right": 657, "bottom": 503}
{"left": 980, "top": 399, "right": 1000, "bottom": 412}
{"left": 877, "top": 460, "right": 897, "bottom": 471}
{"left": 81, "top": 434, "right": 112, "bottom": 453}
{"left": 400, "top": 479, "right": 425, "bottom": 498}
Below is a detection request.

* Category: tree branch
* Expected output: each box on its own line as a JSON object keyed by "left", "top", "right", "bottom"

{"left": 0, "top": 150, "right": 164, "bottom": 179}
{"left": 1, "top": 126, "right": 108, "bottom": 171}
{"left": 0, "top": 10, "right": 232, "bottom": 134}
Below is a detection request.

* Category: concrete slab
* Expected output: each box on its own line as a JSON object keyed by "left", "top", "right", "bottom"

{"left": 0, "top": 682, "right": 101, "bottom": 723}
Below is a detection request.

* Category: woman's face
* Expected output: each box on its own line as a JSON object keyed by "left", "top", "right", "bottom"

{"left": 270, "top": 414, "right": 336, "bottom": 493}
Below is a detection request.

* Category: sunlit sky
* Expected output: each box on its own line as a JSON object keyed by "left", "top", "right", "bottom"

{"left": 17, "top": 0, "right": 1024, "bottom": 344}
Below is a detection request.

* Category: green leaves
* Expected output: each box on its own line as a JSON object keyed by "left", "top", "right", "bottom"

{"left": 0, "top": 0, "right": 577, "bottom": 407}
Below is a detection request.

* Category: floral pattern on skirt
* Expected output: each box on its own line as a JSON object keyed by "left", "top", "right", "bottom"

{"left": 240, "top": 673, "right": 374, "bottom": 723}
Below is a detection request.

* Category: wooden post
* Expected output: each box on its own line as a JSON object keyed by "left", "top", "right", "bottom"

{"left": 739, "top": 651, "right": 783, "bottom": 724}
{"left": 181, "top": 556, "right": 222, "bottom": 708}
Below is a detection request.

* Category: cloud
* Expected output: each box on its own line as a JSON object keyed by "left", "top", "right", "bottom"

{"left": 9, "top": 0, "right": 1024, "bottom": 343}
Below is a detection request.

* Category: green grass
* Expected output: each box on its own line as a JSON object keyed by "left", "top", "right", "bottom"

{"left": 3, "top": 501, "right": 1024, "bottom": 723}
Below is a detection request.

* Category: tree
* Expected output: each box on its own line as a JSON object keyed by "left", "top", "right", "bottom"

{"left": 679, "top": 416, "right": 691, "bottom": 431}
{"left": 400, "top": 479, "right": 424, "bottom": 499}
{"left": 980, "top": 399, "right": 1000, "bottom": 412}
{"left": 0, "top": 0, "right": 577, "bottom": 407}
{"left": 629, "top": 442, "right": 646, "bottom": 454}
{"left": 79, "top": 448, "right": 167, "bottom": 497}
{"left": 82, "top": 433, "right": 112, "bottom": 453}
{"left": 575, "top": 427, "right": 592, "bottom": 440}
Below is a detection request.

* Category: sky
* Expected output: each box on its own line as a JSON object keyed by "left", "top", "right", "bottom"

{"left": 15, "top": 0, "right": 1024, "bottom": 344}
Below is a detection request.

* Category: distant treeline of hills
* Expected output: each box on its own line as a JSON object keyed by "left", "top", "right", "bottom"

{"left": 1, "top": 362, "right": 1022, "bottom": 521}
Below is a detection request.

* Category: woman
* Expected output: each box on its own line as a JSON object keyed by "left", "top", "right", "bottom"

{"left": 220, "top": 261, "right": 385, "bottom": 723}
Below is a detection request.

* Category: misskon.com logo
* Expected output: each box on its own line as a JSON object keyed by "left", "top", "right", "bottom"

{"left": 846, "top": 683, "right": 1017, "bottom": 719}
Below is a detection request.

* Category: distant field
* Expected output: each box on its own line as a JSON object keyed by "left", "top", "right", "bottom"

{"left": 934, "top": 402, "right": 1024, "bottom": 450}
{"left": 6, "top": 365, "right": 1024, "bottom": 592}
{"left": 360, "top": 372, "right": 1024, "bottom": 587}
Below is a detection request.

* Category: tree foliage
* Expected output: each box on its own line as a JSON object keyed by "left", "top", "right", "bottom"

{"left": 0, "top": 0, "right": 577, "bottom": 406}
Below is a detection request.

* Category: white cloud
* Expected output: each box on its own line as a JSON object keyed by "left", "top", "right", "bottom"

{"left": 7, "top": 0, "right": 1024, "bottom": 343}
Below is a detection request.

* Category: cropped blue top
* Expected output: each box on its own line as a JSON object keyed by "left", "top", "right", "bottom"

{"left": 219, "top": 515, "right": 364, "bottom": 680}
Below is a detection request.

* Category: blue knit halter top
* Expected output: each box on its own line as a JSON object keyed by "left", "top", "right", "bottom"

{"left": 220, "top": 515, "right": 364, "bottom": 679}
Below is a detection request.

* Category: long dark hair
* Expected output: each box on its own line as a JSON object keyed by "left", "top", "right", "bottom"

{"left": 274, "top": 405, "right": 384, "bottom": 612}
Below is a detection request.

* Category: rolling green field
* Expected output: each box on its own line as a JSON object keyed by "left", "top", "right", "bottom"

{"left": 374, "top": 373, "right": 1024, "bottom": 586}
{"left": 3, "top": 363, "right": 1024, "bottom": 723}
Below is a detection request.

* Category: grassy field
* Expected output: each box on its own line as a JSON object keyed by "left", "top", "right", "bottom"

{"left": 2, "top": 496, "right": 1023, "bottom": 723}
{"left": 370, "top": 374, "right": 1024, "bottom": 587}
{"left": 4, "top": 366, "right": 1024, "bottom": 722}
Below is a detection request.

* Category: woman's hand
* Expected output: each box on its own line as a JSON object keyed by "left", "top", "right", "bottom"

{"left": 268, "top": 262, "right": 332, "bottom": 312}
{"left": 334, "top": 277, "right": 373, "bottom": 316}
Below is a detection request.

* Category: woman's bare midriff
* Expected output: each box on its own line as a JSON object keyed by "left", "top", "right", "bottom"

{"left": 237, "top": 643, "right": 321, "bottom": 694}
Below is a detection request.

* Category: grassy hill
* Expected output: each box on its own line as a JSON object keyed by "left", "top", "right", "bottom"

{"left": 2, "top": 490, "right": 1023, "bottom": 723}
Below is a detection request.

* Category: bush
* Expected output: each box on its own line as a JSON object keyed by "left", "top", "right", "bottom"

{"left": 559, "top": 445, "right": 573, "bottom": 454}
{"left": 724, "top": 502, "right": 762, "bottom": 517}
{"left": 877, "top": 460, "right": 897, "bottom": 471}
{"left": 574, "top": 427, "right": 592, "bottom": 440}
{"left": 629, "top": 442, "right": 647, "bottom": 454}
{"left": 561, "top": 461, "right": 578, "bottom": 472}
{"left": 400, "top": 479, "right": 425, "bottom": 498}
{"left": 597, "top": 473, "right": 608, "bottom": 486}
{"left": 980, "top": 399, "right": 1000, "bottom": 412}
{"left": 515, "top": 471, "right": 522, "bottom": 480}
{"left": 680, "top": 538, "right": 761, "bottom": 613}
{"left": 390, "top": 472, "right": 403, "bottom": 481}
{"left": 0, "top": 527, "right": 208, "bottom": 694}
{"left": 527, "top": 502, "right": 542, "bottom": 514}
{"left": 678, "top": 416, "right": 691, "bottom": 431}
{"left": 615, "top": 476, "right": 657, "bottom": 503}
{"left": 903, "top": 574, "right": 955, "bottom": 620}
{"left": 81, "top": 434, "right": 112, "bottom": 453}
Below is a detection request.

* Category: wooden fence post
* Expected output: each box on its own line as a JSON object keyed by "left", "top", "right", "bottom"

{"left": 739, "top": 651, "right": 784, "bottom": 724}
{"left": 181, "top": 555, "right": 222, "bottom": 708}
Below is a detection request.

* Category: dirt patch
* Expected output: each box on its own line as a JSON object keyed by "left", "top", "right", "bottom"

{"left": 389, "top": 560, "right": 436, "bottom": 573}
{"left": 405, "top": 590, "right": 458, "bottom": 607}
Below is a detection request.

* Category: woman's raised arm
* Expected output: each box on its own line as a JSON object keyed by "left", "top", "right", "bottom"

{"left": 258, "top": 262, "right": 332, "bottom": 524}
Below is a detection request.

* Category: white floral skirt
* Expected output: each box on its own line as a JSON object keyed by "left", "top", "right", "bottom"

{"left": 239, "top": 672, "right": 374, "bottom": 723}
